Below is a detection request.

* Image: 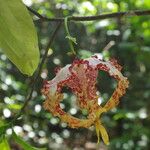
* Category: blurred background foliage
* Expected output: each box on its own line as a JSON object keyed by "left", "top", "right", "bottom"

{"left": 0, "top": 0, "right": 150, "bottom": 149}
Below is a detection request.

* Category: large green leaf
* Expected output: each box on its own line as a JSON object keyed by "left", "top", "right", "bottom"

{"left": 0, "top": 0, "right": 39, "bottom": 76}
{"left": 12, "top": 132, "right": 46, "bottom": 150}
{"left": 0, "top": 136, "right": 10, "bottom": 150}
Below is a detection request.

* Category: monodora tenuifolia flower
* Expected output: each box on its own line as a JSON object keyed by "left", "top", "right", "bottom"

{"left": 41, "top": 54, "right": 129, "bottom": 145}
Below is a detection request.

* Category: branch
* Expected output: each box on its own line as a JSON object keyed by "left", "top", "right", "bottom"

{"left": 27, "top": 7, "right": 150, "bottom": 22}
{"left": 11, "top": 22, "right": 62, "bottom": 124}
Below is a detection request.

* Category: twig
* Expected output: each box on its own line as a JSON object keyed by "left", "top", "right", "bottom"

{"left": 27, "top": 7, "right": 150, "bottom": 22}
{"left": 27, "top": 6, "right": 47, "bottom": 21}
{"left": 103, "top": 41, "right": 115, "bottom": 51}
{"left": 36, "top": 22, "right": 62, "bottom": 80}
{"left": 11, "top": 22, "right": 62, "bottom": 124}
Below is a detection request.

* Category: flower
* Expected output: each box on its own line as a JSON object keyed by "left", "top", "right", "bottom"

{"left": 41, "top": 54, "right": 129, "bottom": 145}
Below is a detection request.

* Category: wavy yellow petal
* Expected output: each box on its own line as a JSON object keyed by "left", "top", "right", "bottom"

{"left": 99, "top": 124, "right": 110, "bottom": 145}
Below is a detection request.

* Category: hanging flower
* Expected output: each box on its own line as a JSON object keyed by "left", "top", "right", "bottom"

{"left": 41, "top": 54, "right": 129, "bottom": 145}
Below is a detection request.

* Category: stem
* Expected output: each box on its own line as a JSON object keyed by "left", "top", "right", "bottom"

{"left": 64, "top": 17, "right": 72, "bottom": 35}
{"left": 64, "top": 17, "right": 76, "bottom": 55}
{"left": 11, "top": 22, "right": 62, "bottom": 124}
{"left": 27, "top": 7, "right": 150, "bottom": 22}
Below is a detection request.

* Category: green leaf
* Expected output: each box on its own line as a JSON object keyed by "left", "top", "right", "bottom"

{"left": 0, "top": 0, "right": 39, "bottom": 76}
{"left": 0, "top": 124, "right": 10, "bottom": 139}
{"left": 12, "top": 131, "right": 46, "bottom": 150}
{"left": 0, "top": 136, "right": 10, "bottom": 150}
{"left": 7, "top": 104, "right": 22, "bottom": 110}
{"left": 0, "top": 125, "right": 8, "bottom": 136}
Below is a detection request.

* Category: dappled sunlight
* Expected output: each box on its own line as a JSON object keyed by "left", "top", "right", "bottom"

{"left": 0, "top": 0, "right": 150, "bottom": 149}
